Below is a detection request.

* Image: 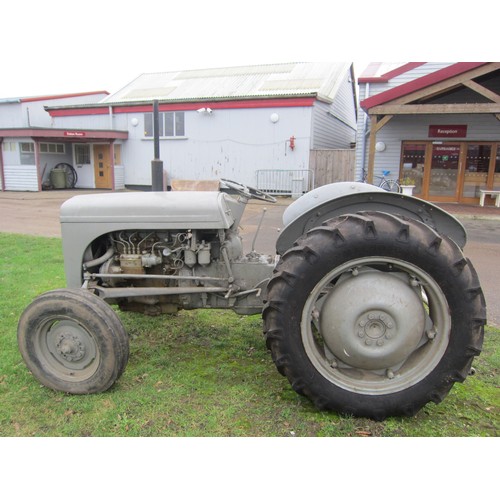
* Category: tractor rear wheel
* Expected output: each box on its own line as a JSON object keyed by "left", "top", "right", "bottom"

{"left": 18, "top": 288, "right": 129, "bottom": 394}
{"left": 263, "top": 212, "right": 486, "bottom": 420}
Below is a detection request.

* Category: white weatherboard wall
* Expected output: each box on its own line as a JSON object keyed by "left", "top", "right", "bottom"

{"left": 114, "top": 165, "right": 125, "bottom": 190}
{"left": 4, "top": 165, "right": 38, "bottom": 191}
{"left": 111, "top": 105, "right": 314, "bottom": 187}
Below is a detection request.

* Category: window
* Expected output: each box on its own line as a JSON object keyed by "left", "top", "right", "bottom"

{"left": 144, "top": 112, "right": 185, "bottom": 137}
{"left": 20, "top": 142, "right": 35, "bottom": 165}
{"left": 75, "top": 144, "right": 91, "bottom": 164}
{"left": 20, "top": 142, "right": 35, "bottom": 153}
{"left": 400, "top": 142, "right": 426, "bottom": 195}
{"left": 40, "top": 143, "right": 65, "bottom": 154}
{"left": 114, "top": 144, "right": 122, "bottom": 164}
{"left": 2, "top": 142, "right": 16, "bottom": 152}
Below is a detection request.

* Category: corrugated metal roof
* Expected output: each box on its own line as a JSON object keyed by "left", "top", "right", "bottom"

{"left": 101, "top": 62, "right": 351, "bottom": 104}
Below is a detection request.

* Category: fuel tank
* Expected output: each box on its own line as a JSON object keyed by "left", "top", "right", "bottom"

{"left": 60, "top": 191, "right": 238, "bottom": 229}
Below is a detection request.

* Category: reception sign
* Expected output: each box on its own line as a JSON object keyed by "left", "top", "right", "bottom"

{"left": 428, "top": 125, "right": 467, "bottom": 138}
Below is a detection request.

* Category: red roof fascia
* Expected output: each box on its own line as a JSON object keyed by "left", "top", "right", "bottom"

{"left": 360, "top": 62, "right": 489, "bottom": 110}
{"left": 20, "top": 91, "right": 109, "bottom": 103}
{"left": 48, "top": 107, "right": 111, "bottom": 117}
{"left": 359, "top": 62, "right": 426, "bottom": 83}
{"left": 47, "top": 97, "right": 316, "bottom": 117}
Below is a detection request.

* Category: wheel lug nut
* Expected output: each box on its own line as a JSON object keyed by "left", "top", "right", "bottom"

{"left": 376, "top": 339, "right": 384, "bottom": 346}
{"left": 386, "top": 369, "right": 395, "bottom": 379}
{"left": 357, "top": 331, "right": 365, "bottom": 338}
{"left": 365, "top": 339, "right": 373, "bottom": 346}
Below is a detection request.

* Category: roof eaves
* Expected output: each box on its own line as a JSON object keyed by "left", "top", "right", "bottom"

{"left": 0, "top": 98, "right": 21, "bottom": 104}
{"left": 360, "top": 62, "right": 489, "bottom": 110}
{"left": 20, "top": 91, "right": 109, "bottom": 103}
{"left": 45, "top": 92, "right": 319, "bottom": 111}
{"left": 358, "top": 62, "right": 425, "bottom": 83}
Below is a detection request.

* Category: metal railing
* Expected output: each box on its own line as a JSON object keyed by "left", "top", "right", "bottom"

{"left": 255, "top": 169, "right": 314, "bottom": 197}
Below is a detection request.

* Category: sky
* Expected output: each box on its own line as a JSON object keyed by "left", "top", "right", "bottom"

{"left": 1, "top": 1, "right": 496, "bottom": 99}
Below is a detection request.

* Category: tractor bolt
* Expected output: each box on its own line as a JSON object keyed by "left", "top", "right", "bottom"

{"left": 386, "top": 369, "right": 395, "bottom": 379}
{"left": 352, "top": 268, "right": 359, "bottom": 276}
{"left": 426, "top": 329, "right": 436, "bottom": 340}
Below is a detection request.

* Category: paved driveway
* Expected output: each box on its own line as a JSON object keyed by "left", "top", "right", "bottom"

{"left": 1, "top": 189, "right": 499, "bottom": 326}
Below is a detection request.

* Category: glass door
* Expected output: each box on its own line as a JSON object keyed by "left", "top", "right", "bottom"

{"left": 494, "top": 145, "right": 500, "bottom": 190}
{"left": 461, "top": 144, "right": 491, "bottom": 200}
{"left": 400, "top": 143, "right": 426, "bottom": 195}
{"left": 428, "top": 144, "right": 461, "bottom": 201}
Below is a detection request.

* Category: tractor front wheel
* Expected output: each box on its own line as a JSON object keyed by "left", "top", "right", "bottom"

{"left": 18, "top": 288, "right": 129, "bottom": 394}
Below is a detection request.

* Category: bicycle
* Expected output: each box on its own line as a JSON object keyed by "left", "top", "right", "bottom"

{"left": 361, "top": 169, "right": 400, "bottom": 193}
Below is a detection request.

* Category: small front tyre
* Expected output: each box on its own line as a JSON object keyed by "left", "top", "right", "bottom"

{"left": 18, "top": 288, "right": 129, "bottom": 394}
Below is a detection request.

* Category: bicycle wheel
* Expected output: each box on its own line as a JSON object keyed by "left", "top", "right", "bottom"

{"left": 380, "top": 179, "right": 400, "bottom": 193}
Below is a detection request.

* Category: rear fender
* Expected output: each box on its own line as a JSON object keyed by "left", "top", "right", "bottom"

{"left": 276, "top": 182, "right": 466, "bottom": 255}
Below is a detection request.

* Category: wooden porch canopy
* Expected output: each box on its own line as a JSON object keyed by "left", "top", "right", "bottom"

{"left": 359, "top": 62, "right": 500, "bottom": 183}
{"left": 0, "top": 127, "right": 128, "bottom": 141}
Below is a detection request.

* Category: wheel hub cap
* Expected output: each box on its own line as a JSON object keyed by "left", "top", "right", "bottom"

{"left": 319, "top": 270, "right": 426, "bottom": 370}
{"left": 56, "top": 332, "right": 85, "bottom": 362}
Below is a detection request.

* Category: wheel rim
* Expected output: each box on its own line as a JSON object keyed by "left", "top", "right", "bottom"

{"left": 34, "top": 316, "right": 100, "bottom": 382}
{"left": 301, "top": 257, "right": 451, "bottom": 395}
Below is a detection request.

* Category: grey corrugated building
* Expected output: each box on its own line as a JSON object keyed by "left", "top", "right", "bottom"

{"left": 38, "top": 62, "right": 357, "bottom": 192}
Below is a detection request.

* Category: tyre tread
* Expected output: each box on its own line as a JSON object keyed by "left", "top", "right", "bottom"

{"left": 263, "top": 212, "right": 486, "bottom": 419}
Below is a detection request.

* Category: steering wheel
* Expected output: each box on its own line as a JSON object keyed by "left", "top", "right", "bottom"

{"left": 220, "top": 178, "right": 277, "bottom": 203}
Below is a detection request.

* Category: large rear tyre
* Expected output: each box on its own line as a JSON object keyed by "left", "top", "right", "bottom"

{"left": 18, "top": 288, "right": 129, "bottom": 394}
{"left": 263, "top": 212, "right": 486, "bottom": 420}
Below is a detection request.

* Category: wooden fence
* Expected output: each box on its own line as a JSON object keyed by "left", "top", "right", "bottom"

{"left": 309, "top": 149, "right": 355, "bottom": 187}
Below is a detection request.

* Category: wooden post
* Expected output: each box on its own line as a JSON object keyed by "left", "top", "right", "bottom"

{"left": 366, "top": 116, "right": 378, "bottom": 184}
{"left": 366, "top": 114, "right": 394, "bottom": 184}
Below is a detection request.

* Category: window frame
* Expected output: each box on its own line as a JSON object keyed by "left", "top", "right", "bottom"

{"left": 74, "top": 144, "right": 91, "bottom": 165}
{"left": 19, "top": 142, "right": 35, "bottom": 165}
{"left": 39, "top": 142, "right": 65, "bottom": 154}
{"left": 20, "top": 142, "right": 35, "bottom": 153}
{"left": 143, "top": 111, "right": 186, "bottom": 138}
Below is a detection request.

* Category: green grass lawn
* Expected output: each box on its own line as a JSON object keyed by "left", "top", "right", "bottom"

{"left": 0, "top": 233, "right": 498, "bottom": 437}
